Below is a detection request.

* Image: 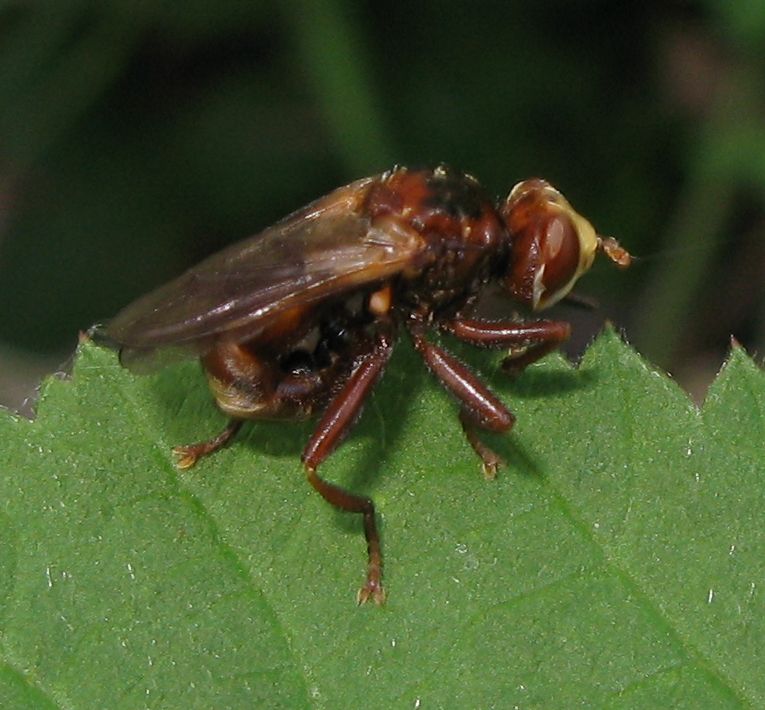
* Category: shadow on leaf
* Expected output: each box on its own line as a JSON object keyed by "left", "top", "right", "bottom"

{"left": 504, "top": 367, "right": 598, "bottom": 399}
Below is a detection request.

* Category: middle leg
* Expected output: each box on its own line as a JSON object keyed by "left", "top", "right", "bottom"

{"left": 302, "top": 329, "right": 394, "bottom": 605}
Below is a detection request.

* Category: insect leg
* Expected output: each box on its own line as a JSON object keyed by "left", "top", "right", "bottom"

{"left": 302, "top": 329, "right": 394, "bottom": 606}
{"left": 444, "top": 318, "right": 570, "bottom": 375}
{"left": 408, "top": 325, "right": 514, "bottom": 477}
{"left": 173, "top": 419, "right": 243, "bottom": 469}
{"left": 457, "top": 408, "right": 511, "bottom": 479}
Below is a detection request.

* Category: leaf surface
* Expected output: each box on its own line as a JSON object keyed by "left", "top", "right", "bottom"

{"left": 0, "top": 329, "right": 763, "bottom": 708}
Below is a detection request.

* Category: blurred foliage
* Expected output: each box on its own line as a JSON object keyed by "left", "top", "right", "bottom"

{"left": 1, "top": 0, "right": 764, "bottom": 407}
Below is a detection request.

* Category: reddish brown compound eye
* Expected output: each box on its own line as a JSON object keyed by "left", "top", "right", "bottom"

{"left": 500, "top": 179, "right": 599, "bottom": 310}
{"left": 537, "top": 212, "right": 581, "bottom": 298}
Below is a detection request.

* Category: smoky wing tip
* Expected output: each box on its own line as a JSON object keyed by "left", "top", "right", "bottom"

{"left": 84, "top": 322, "right": 124, "bottom": 350}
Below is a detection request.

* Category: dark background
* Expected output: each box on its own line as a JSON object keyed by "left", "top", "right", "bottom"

{"left": 1, "top": 1, "right": 764, "bottom": 412}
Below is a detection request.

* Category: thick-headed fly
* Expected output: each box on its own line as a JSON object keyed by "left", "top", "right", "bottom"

{"left": 107, "top": 165, "right": 631, "bottom": 604}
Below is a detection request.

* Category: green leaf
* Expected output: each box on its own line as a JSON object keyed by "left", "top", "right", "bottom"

{"left": 1, "top": 329, "right": 763, "bottom": 707}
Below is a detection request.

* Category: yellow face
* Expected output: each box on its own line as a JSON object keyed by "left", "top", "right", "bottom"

{"left": 501, "top": 179, "right": 628, "bottom": 310}
{"left": 533, "top": 184, "right": 599, "bottom": 309}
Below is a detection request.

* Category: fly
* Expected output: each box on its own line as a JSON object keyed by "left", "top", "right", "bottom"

{"left": 105, "top": 165, "right": 631, "bottom": 604}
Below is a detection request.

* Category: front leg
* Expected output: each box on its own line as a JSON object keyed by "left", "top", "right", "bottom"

{"left": 443, "top": 317, "right": 570, "bottom": 375}
{"left": 408, "top": 324, "right": 514, "bottom": 478}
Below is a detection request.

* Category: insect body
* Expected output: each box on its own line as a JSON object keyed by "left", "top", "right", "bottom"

{"left": 107, "top": 165, "right": 631, "bottom": 604}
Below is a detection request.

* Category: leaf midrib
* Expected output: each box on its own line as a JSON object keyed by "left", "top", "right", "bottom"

{"left": 112, "top": 371, "right": 315, "bottom": 709}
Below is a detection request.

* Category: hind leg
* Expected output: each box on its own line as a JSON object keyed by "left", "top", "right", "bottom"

{"left": 173, "top": 340, "right": 329, "bottom": 469}
{"left": 173, "top": 419, "right": 243, "bottom": 469}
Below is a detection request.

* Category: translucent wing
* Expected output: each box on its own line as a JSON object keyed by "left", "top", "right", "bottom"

{"left": 107, "top": 176, "right": 423, "bottom": 369}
